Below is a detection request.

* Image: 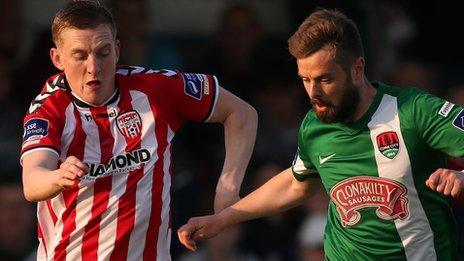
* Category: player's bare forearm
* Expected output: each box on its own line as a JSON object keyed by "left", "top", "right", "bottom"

{"left": 208, "top": 88, "right": 258, "bottom": 212}
{"left": 178, "top": 168, "right": 321, "bottom": 251}
{"left": 219, "top": 168, "right": 320, "bottom": 224}
{"left": 215, "top": 103, "right": 257, "bottom": 210}
{"left": 22, "top": 166, "right": 65, "bottom": 201}
{"left": 22, "top": 151, "right": 87, "bottom": 202}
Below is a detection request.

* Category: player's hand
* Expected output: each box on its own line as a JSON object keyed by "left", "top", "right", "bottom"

{"left": 426, "top": 168, "right": 463, "bottom": 197}
{"left": 177, "top": 214, "right": 226, "bottom": 251}
{"left": 55, "top": 156, "right": 88, "bottom": 189}
{"left": 214, "top": 187, "right": 241, "bottom": 213}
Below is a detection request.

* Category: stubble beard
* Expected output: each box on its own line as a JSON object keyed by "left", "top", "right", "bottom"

{"left": 312, "top": 80, "right": 360, "bottom": 124}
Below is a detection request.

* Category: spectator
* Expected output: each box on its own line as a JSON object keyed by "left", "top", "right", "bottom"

{"left": 110, "top": 0, "right": 183, "bottom": 69}
{"left": 0, "top": 178, "right": 36, "bottom": 261}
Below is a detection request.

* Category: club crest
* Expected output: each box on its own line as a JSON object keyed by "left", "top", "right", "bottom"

{"left": 376, "top": 131, "right": 399, "bottom": 159}
{"left": 117, "top": 110, "right": 142, "bottom": 139}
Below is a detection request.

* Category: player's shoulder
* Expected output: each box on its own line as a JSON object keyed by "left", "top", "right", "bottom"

{"left": 115, "top": 65, "right": 218, "bottom": 99}
{"left": 377, "top": 82, "right": 435, "bottom": 108}
{"left": 378, "top": 82, "right": 428, "bottom": 99}
{"left": 116, "top": 66, "right": 179, "bottom": 83}
{"left": 115, "top": 66, "right": 185, "bottom": 96}
{"left": 302, "top": 109, "right": 317, "bottom": 124}
{"left": 27, "top": 72, "right": 72, "bottom": 115}
{"left": 379, "top": 82, "right": 451, "bottom": 120}
{"left": 299, "top": 109, "right": 318, "bottom": 133}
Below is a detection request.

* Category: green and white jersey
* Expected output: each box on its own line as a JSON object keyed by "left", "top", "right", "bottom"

{"left": 292, "top": 82, "right": 464, "bottom": 260}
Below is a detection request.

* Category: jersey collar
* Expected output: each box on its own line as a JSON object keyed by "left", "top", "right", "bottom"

{"left": 62, "top": 76, "right": 120, "bottom": 108}
{"left": 71, "top": 88, "right": 120, "bottom": 108}
{"left": 335, "top": 82, "right": 384, "bottom": 132}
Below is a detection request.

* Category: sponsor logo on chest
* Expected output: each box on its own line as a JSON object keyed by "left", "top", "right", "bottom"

{"left": 330, "top": 176, "right": 409, "bottom": 227}
{"left": 83, "top": 148, "right": 151, "bottom": 179}
{"left": 83, "top": 109, "right": 117, "bottom": 121}
{"left": 319, "top": 153, "right": 336, "bottom": 165}
{"left": 376, "top": 131, "right": 400, "bottom": 159}
{"left": 116, "top": 110, "right": 142, "bottom": 139}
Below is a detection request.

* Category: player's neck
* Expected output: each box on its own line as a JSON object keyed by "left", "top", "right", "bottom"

{"left": 71, "top": 88, "right": 119, "bottom": 108}
{"left": 352, "top": 79, "right": 377, "bottom": 122}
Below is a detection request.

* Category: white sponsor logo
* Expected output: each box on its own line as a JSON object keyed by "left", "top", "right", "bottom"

{"left": 319, "top": 153, "right": 336, "bottom": 165}
{"left": 438, "top": 101, "right": 455, "bottom": 117}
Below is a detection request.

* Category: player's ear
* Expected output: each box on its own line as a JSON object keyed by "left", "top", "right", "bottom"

{"left": 50, "top": 47, "right": 65, "bottom": 71}
{"left": 351, "top": 57, "right": 364, "bottom": 84}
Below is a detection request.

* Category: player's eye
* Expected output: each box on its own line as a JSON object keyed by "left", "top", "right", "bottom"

{"left": 74, "top": 54, "right": 87, "bottom": 61}
{"left": 98, "top": 49, "right": 111, "bottom": 57}
{"left": 321, "top": 78, "right": 332, "bottom": 84}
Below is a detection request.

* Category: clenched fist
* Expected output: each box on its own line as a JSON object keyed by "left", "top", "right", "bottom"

{"left": 426, "top": 168, "right": 463, "bottom": 197}
{"left": 55, "top": 156, "right": 88, "bottom": 188}
{"left": 177, "top": 214, "right": 227, "bottom": 251}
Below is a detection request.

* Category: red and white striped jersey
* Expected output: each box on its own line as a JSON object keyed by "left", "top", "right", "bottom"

{"left": 21, "top": 66, "right": 219, "bottom": 261}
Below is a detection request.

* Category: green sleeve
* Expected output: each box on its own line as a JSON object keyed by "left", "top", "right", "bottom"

{"left": 292, "top": 115, "right": 319, "bottom": 181}
{"left": 411, "top": 89, "right": 464, "bottom": 157}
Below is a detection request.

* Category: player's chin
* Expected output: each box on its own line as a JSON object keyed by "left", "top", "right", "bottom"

{"left": 316, "top": 110, "right": 338, "bottom": 123}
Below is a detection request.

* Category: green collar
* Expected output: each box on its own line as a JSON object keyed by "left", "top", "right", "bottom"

{"left": 335, "top": 81, "right": 385, "bottom": 132}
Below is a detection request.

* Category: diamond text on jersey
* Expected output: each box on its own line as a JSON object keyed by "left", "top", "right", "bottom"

{"left": 84, "top": 148, "right": 151, "bottom": 179}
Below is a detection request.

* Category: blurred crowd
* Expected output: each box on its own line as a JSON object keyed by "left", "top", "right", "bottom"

{"left": 1, "top": 0, "right": 463, "bottom": 260}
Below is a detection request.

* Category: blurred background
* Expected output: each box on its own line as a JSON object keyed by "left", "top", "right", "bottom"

{"left": 1, "top": 0, "right": 463, "bottom": 260}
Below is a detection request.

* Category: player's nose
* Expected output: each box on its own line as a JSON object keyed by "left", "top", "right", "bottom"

{"left": 306, "top": 81, "right": 323, "bottom": 99}
{"left": 86, "top": 55, "right": 101, "bottom": 75}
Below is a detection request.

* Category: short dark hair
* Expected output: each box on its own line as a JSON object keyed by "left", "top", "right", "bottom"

{"left": 288, "top": 8, "right": 364, "bottom": 70}
{"left": 51, "top": 0, "right": 116, "bottom": 46}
